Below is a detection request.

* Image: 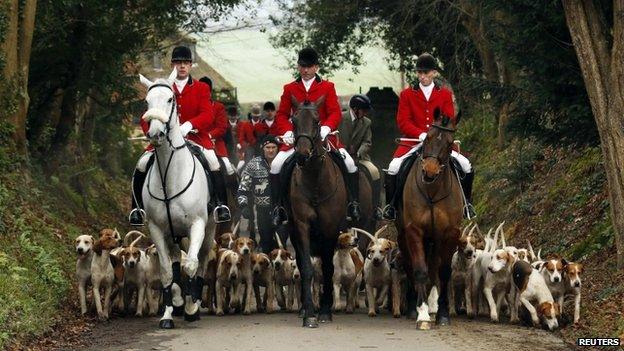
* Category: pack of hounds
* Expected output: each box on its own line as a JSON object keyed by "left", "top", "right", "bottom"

{"left": 75, "top": 222, "right": 582, "bottom": 331}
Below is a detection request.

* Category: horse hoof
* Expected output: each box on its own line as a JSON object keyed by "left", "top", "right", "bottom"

{"left": 184, "top": 311, "right": 200, "bottom": 322}
{"left": 318, "top": 313, "right": 332, "bottom": 323}
{"left": 436, "top": 315, "right": 450, "bottom": 326}
{"left": 303, "top": 317, "right": 319, "bottom": 328}
{"left": 416, "top": 321, "right": 431, "bottom": 330}
{"left": 159, "top": 319, "right": 174, "bottom": 329}
{"left": 172, "top": 305, "right": 184, "bottom": 316}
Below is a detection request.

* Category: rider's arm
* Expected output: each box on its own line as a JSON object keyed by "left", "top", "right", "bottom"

{"left": 357, "top": 118, "right": 372, "bottom": 159}
{"left": 187, "top": 82, "right": 214, "bottom": 131}
{"left": 208, "top": 103, "right": 228, "bottom": 139}
{"left": 321, "top": 82, "right": 342, "bottom": 131}
{"left": 396, "top": 89, "right": 426, "bottom": 137}
{"left": 440, "top": 88, "right": 456, "bottom": 120}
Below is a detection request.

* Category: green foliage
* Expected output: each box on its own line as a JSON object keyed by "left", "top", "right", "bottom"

{"left": 272, "top": 0, "right": 597, "bottom": 146}
{"left": 567, "top": 214, "right": 614, "bottom": 261}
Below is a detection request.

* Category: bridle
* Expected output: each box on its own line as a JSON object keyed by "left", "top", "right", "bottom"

{"left": 420, "top": 124, "right": 455, "bottom": 184}
{"left": 144, "top": 83, "right": 196, "bottom": 243}
{"left": 294, "top": 103, "right": 323, "bottom": 160}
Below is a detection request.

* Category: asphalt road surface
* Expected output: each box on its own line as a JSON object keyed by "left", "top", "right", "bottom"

{"left": 82, "top": 310, "right": 570, "bottom": 351}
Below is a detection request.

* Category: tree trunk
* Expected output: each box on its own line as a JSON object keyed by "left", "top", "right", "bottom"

{"left": 562, "top": 0, "right": 624, "bottom": 268}
{"left": 1, "top": 0, "right": 37, "bottom": 155}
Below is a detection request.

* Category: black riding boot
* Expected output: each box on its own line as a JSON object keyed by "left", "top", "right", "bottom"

{"left": 210, "top": 170, "right": 232, "bottom": 223}
{"left": 129, "top": 169, "right": 147, "bottom": 226}
{"left": 346, "top": 172, "right": 361, "bottom": 222}
{"left": 270, "top": 174, "right": 288, "bottom": 226}
{"left": 461, "top": 171, "right": 476, "bottom": 219}
{"left": 371, "top": 177, "right": 382, "bottom": 220}
{"left": 382, "top": 173, "right": 397, "bottom": 221}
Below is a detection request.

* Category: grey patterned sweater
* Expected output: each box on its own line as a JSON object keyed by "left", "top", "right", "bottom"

{"left": 237, "top": 155, "right": 271, "bottom": 208}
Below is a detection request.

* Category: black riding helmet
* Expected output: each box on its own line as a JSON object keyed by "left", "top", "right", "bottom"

{"left": 349, "top": 94, "right": 372, "bottom": 110}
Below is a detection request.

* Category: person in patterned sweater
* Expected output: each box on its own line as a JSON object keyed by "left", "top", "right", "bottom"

{"left": 237, "top": 136, "right": 286, "bottom": 253}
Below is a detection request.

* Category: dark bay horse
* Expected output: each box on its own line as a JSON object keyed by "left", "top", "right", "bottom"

{"left": 287, "top": 96, "right": 349, "bottom": 328}
{"left": 397, "top": 109, "right": 463, "bottom": 329}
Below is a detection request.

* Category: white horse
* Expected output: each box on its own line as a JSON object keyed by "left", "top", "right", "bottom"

{"left": 139, "top": 70, "right": 215, "bottom": 329}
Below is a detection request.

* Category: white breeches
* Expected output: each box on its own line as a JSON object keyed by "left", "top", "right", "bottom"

{"left": 136, "top": 146, "right": 221, "bottom": 173}
{"left": 221, "top": 157, "right": 235, "bottom": 175}
{"left": 386, "top": 145, "right": 472, "bottom": 175}
{"left": 236, "top": 160, "right": 246, "bottom": 173}
{"left": 338, "top": 148, "right": 358, "bottom": 173}
{"left": 270, "top": 149, "right": 295, "bottom": 174}
{"left": 387, "top": 145, "right": 422, "bottom": 175}
{"left": 269, "top": 148, "right": 357, "bottom": 174}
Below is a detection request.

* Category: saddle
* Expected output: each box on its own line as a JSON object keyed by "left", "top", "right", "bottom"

{"left": 181, "top": 143, "right": 215, "bottom": 197}
{"left": 394, "top": 150, "right": 466, "bottom": 209}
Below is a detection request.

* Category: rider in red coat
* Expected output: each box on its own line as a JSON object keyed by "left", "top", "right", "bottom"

{"left": 254, "top": 101, "right": 280, "bottom": 139}
{"left": 128, "top": 49, "right": 234, "bottom": 226}
{"left": 269, "top": 47, "right": 361, "bottom": 226}
{"left": 382, "top": 53, "right": 475, "bottom": 220}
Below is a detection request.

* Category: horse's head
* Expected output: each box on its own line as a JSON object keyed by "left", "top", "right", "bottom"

{"left": 291, "top": 95, "right": 325, "bottom": 163}
{"left": 139, "top": 69, "right": 177, "bottom": 147}
{"left": 421, "top": 108, "right": 456, "bottom": 183}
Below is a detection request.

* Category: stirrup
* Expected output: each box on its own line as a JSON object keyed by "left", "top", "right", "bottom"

{"left": 464, "top": 203, "right": 477, "bottom": 220}
{"left": 213, "top": 205, "right": 232, "bottom": 223}
{"left": 346, "top": 201, "right": 361, "bottom": 222}
{"left": 381, "top": 204, "right": 397, "bottom": 221}
{"left": 129, "top": 208, "right": 146, "bottom": 226}
{"left": 271, "top": 206, "right": 288, "bottom": 226}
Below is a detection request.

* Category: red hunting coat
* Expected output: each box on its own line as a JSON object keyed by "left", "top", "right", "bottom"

{"left": 237, "top": 120, "right": 256, "bottom": 149}
{"left": 209, "top": 101, "right": 229, "bottom": 157}
{"left": 254, "top": 119, "right": 280, "bottom": 140}
{"left": 393, "top": 84, "right": 455, "bottom": 157}
{"left": 141, "top": 77, "right": 214, "bottom": 151}
{"left": 274, "top": 75, "right": 343, "bottom": 151}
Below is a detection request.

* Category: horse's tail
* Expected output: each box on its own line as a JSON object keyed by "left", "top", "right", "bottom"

{"left": 352, "top": 227, "right": 376, "bottom": 243}
{"left": 274, "top": 231, "right": 284, "bottom": 249}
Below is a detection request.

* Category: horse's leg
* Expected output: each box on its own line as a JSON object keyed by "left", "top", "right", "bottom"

{"left": 404, "top": 225, "right": 430, "bottom": 329}
{"left": 149, "top": 224, "right": 176, "bottom": 329}
{"left": 436, "top": 229, "right": 458, "bottom": 326}
{"left": 319, "top": 242, "right": 335, "bottom": 322}
{"left": 184, "top": 219, "right": 209, "bottom": 321}
{"left": 291, "top": 221, "right": 317, "bottom": 327}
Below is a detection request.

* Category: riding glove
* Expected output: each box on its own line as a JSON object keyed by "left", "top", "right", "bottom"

{"left": 418, "top": 132, "right": 428, "bottom": 142}
{"left": 281, "top": 131, "right": 294, "bottom": 145}
{"left": 320, "top": 126, "right": 331, "bottom": 141}
{"left": 180, "top": 121, "right": 193, "bottom": 137}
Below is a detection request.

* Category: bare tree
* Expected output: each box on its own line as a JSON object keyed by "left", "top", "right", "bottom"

{"left": 1, "top": 0, "right": 37, "bottom": 155}
{"left": 562, "top": 0, "right": 624, "bottom": 268}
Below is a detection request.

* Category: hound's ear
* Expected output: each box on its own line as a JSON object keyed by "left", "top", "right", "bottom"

{"left": 291, "top": 95, "right": 300, "bottom": 110}
{"left": 168, "top": 67, "right": 177, "bottom": 85}
{"left": 315, "top": 94, "right": 326, "bottom": 108}
{"left": 89, "top": 235, "right": 95, "bottom": 242}
{"left": 139, "top": 74, "right": 153, "bottom": 88}
{"left": 561, "top": 258, "right": 568, "bottom": 267}
{"left": 540, "top": 262, "right": 548, "bottom": 270}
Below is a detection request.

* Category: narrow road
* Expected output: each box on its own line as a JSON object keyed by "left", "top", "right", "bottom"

{"left": 83, "top": 311, "right": 570, "bottom": 351}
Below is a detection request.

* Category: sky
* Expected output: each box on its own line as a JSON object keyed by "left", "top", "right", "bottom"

{"left": 192, "top": 0, "right": 402, "bottom": 103}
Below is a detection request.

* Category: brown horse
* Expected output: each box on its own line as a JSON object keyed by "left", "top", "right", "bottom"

{"left": 397, "top": 109, "right": 463, "bottom": 329}
{"left": 287, "top": 96, "right": 349, "bottom": 328}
